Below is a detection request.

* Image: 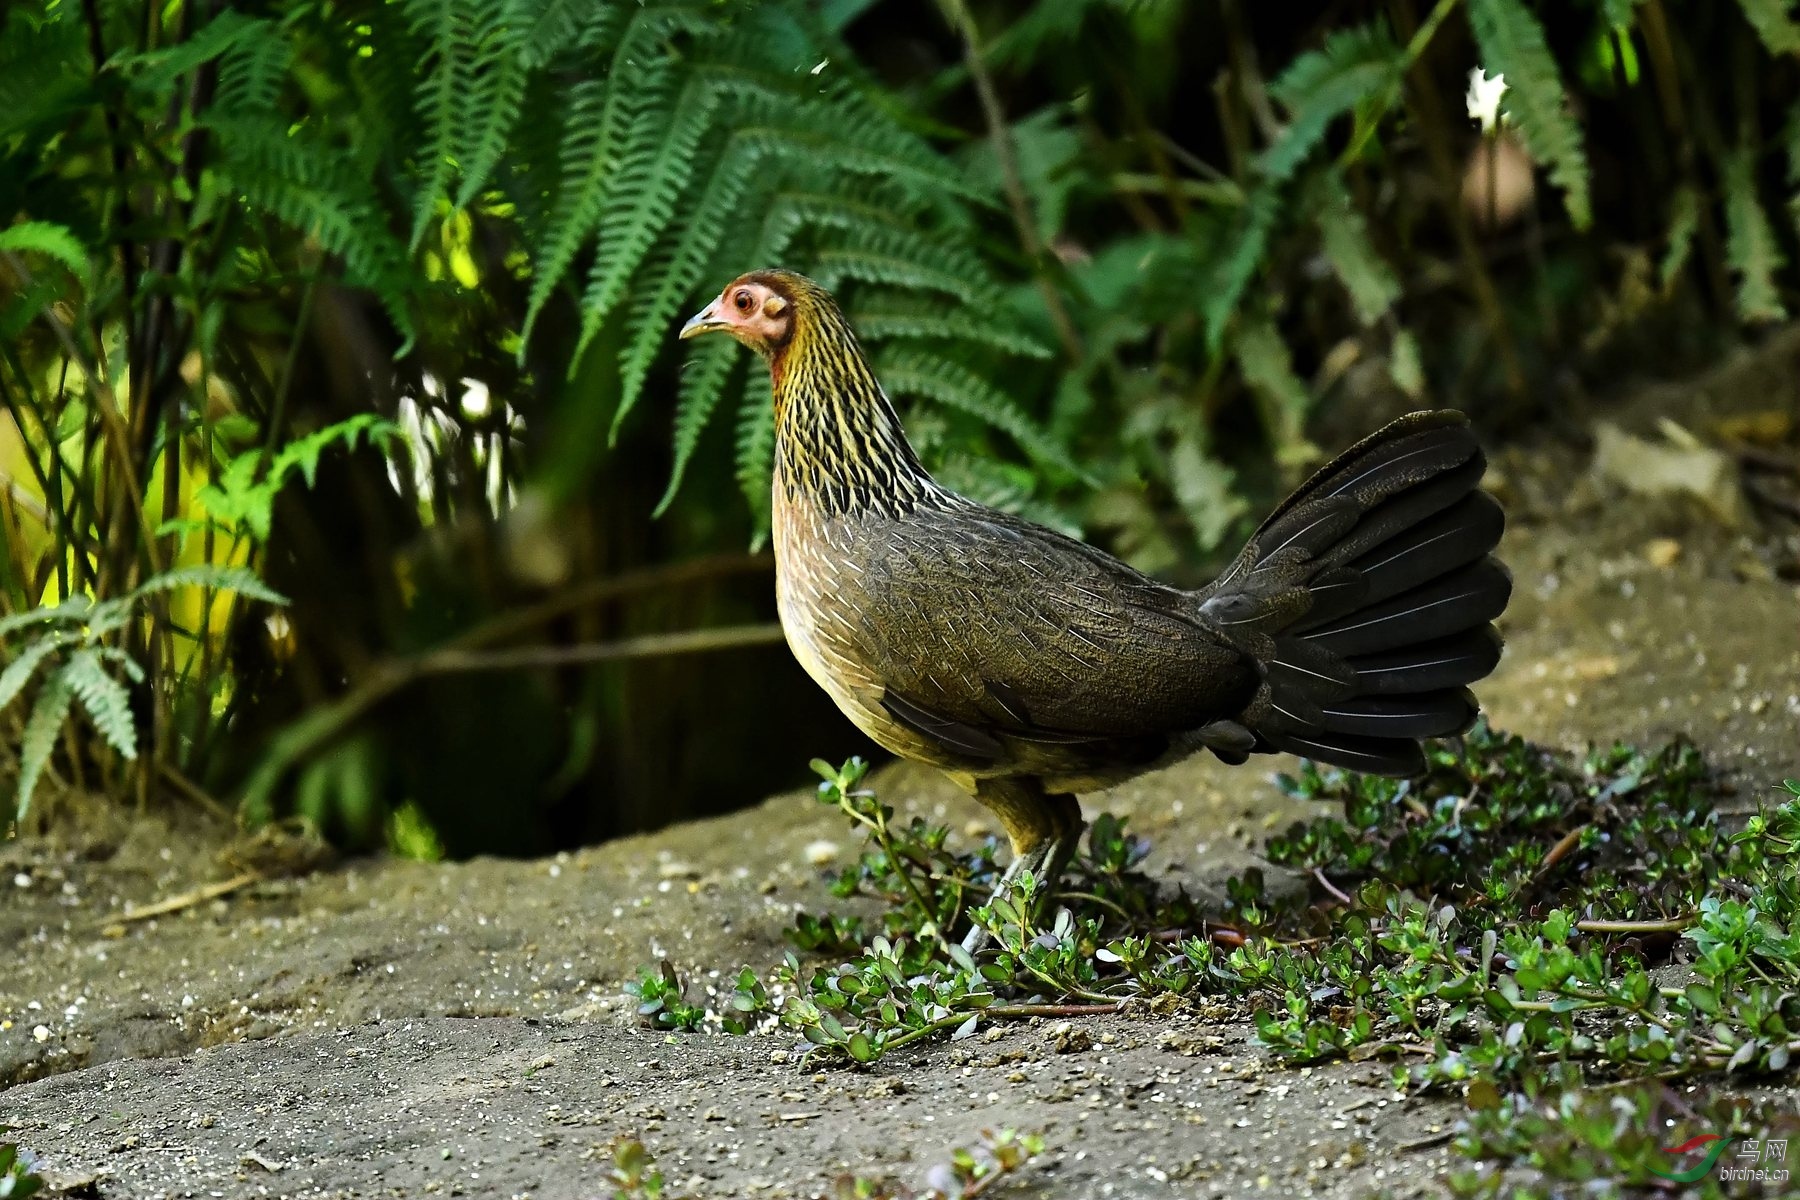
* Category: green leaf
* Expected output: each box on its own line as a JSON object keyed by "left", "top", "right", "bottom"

{"left": 62, "top": 648, "right": 137, "bottom": 761}
{"left": 1658, "top": 184, "right": 1700, "bottom": 293}
{"left": 1261, "top": 24, "right": 1403, "bottom": 183}
{"left": 1313, "top": 173, "right": 1400, "bottom": 325}
{"left": 1722, "top": 144, "right": 1787, "bottom": 322}
{"left": 130, "top": 565, "right": 289, "bottom": 607}
{"left": 0, "top": 600, "right": 88, "bottom": 642}
{"left": 0, "top": 637, "right": 63, "bottom": 714}
{"left": 1201, "top": 189, "right": 1281, "bottom": 352}
{"left": 1389, "top": 328, "right": 1425, "bottom": 399}
{"left": 1234, "top": 311, "right": 1318, "bottom": 465}
{"left": 16, "top": 666, "right": 74, "bottom": 820}
{"left": 1468, "top": 0, "right": 1593, "bottom": 229}
{"left": 1735, "top": 0, "right": 1800, "bottom": 56}
{"left": 0, "top": 221, "right": 91, "bottom": 287}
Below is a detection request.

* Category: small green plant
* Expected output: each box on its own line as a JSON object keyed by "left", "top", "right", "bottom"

{"left": 623, "top": 962, "right": 707, "bottom": 1032}
{"left": 628, "top": 728, "right": 1800, "bottom": 1193}
{"left": 0, "top": 1131, "right": 43, "bottom": 1200}
{"left": 164, "top": 414, "right": 399, "bottom": 545}
{"left": 835, "top": 1127, "right": 1046, "bottom": 1200}
{"left": 1, "top": 564, "right": 285, "bottom": 820}
{"left": 602, "top": 1136, "right": 691, "bottom": 1200}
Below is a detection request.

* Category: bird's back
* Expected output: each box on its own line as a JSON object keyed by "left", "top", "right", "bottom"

{"left": 774, "top": 475, "right": 1262, "bottom": 790}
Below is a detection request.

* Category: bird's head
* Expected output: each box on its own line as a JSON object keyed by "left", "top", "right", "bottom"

{"left": 679, "top": 269, "right": 821, "bottom": 360}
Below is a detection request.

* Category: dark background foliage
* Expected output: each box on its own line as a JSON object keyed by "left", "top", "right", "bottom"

{"left": 3, "top": 0, "right": 1797, "bottom": 856}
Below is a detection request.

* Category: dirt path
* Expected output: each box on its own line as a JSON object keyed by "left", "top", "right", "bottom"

{"left": 4, "top": 351, "right": 1797, "bottom": 1198}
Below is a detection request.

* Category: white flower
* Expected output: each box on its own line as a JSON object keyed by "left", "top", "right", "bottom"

{"left": 1466, "top": 67, "right": 1508, "bottom": 134}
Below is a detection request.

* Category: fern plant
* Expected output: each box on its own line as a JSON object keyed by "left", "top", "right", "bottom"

{"left": 381, "top": 0, "right": 1059, "bottom": 540}
{"left": 1, "top": 567, "right": 285, "bottom": 821}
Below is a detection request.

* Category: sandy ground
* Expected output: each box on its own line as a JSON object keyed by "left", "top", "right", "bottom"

{"left": 3, "top": 342, "right": 1798, "bottom": 1199}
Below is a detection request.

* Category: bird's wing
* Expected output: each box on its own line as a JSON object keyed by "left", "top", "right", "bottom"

{"left": 846, "top": 507, "right": 1260, "bottom": 764}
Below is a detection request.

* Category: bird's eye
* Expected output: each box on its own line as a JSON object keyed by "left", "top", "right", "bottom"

{"left": 733, "top": 290, "right": 753, "bottom": 312}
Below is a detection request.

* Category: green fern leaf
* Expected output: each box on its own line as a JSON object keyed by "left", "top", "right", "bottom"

{"left": 854, "top": 299, "right": 1052, "bottom": 360}
{"left": 612, "top": 139, "right": 771, "bottom": 432}
{"left": 1201, "top": 188, "right": 1280, "bottom": 351}
{"left": 62, "top": 647, "right": 137, "bottom": 761}
{"left": 130, "top": 565, "right": 289, "bottom": 607}
{"left": 510, "top": 0, "right": 631, "bottom": 67}
{"left": 0, "top": 599, "right": 88, "bottom": 642}
{"left": 733, "top": 371, "right": 777, "bottom": 548}
{"left": 0, "top": 221, "right": 91, "bottom": 287}
{"left": 1167, "top": 429, "right": 1250, "bottom": 554}
{"left": 210, "top": 114, "right": 416, "bottom": 345}
{"left": 16, "top": 665, "right": 73, "bottom": 820}
{"left": 654, "top": 339, "right": 741, "bottom": 516}
{"left": 1234, "top": 311, "right": 1318, "bottom": 465}
{"left": 522, "top": 6, "right": 714, "bottom": 344}
{"left": 876, "top": 350, "right": 1079, "bottom": 477}
{"left": 274, "top": 413, "right": 398, "bottom": 488}
{"left": 1261, "top": 23, "right": 1402, "bottom": 183}
{"left": 1467, "top": 0, "right": 1592, "bottom": 229}
{"left": 1734, "top": 0, "right": 1800, "bottom": 55}
{"left": 406, "top": 0, "right": 467, "bottom": 245}
{"left": 1658, "top": 183, "right": 1700, "bottom": 293}
{"left": 123, "top": 9, "right": 267, "bottom": 99}
{"left": 214, "top": 25, "right": 292, "bottom": 113}
{"left": 575, "top": 74, "right": 722, "bottom": 350}
{"left": 1389, "top": 327, "right": 1425, "bottom": 399}
{"left": 0, "top": 636, "right": 63, "bottom": 713}
{"left": 1722, "top": 144, "right": 1787, "bottom": 322}
{"left": 1312, "top": 173, "right": 1400, "bottom": 325}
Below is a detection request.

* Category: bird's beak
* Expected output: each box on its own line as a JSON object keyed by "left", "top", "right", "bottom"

{"left": 679, "top": 302, "right": 727, "bottom": 340}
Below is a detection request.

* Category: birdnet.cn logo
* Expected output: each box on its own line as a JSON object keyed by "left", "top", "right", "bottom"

{"left": 1651, "top": 1134, "right": 1789, "bottom": 1184}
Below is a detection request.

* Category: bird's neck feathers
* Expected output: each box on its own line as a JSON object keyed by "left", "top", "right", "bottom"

{"left": 769, "top": 294, "right": 935, "bottom": 518}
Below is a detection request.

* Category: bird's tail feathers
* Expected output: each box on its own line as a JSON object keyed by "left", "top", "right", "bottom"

{"left": 1199, "top": 411, "right": 1511, "bottom": 776}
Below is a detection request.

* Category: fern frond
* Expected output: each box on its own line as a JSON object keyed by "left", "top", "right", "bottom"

{"left": 875, "top": 350, "right": 1078, "bottom": 477}
{"left": 653, "top": 338, "right": 741, "bottom": 516}
{"left": 211, "top": 114, "right": 416, "bottom": 343}
{"left": 1166, "top": 430, "right": 1251, "bottom": 553}
{"left": 611, "top": 142, "right": 775, "bottom": 433}
{"left": 732, "top": 370, "right": 776, "bottom": 548}
{"left": 855, "top": 297, "right": 1052, "bottom": 360}
{"left": 1722, "top": 144, "right": 1786, "bottom": 322}
{"left": 1659, "top": 184, "right": 1699, "bottom": 294}
{"left": 1312, "top": 173, "right": 1400, "bottom": 325}
{"left": 0, "top": 636, "right": 63, "bottom": 713}
{"left": 62, "top": 647, "right": 137, "bottom": 761}
{"left": 123, "top": 9, "right": 267, "bottom": 98}
{"left": 521, "top": 4, "right": 714, "bottom": 343}
{"left": 404, "top": 0, "right": 531, "bottom": 244}
{"left": 575, "top": 73, "right": 725, "bottom": 350}
{"left": 0, "top": 10, "right": 85, "bottom": 144}
{"left": 1201, "top": 187, "right": 1280, "bottom": 351}
{"left": 1260, "top": 23, "right": 1402, "bottom": 183}
{"left": 510, "top": 0, "right": 631, "bottom": 67}
{"left": 0, "top": 220, "right": 91, "bottom": 287}
{"left": 16, "top": 665, "right": 72, "bottom": 819}
{"left": 1467, "top": 0, "right": 1592, "bottom": 230}
{"left": 1734, "top": 0, "right": 1800, "bottom": 56}
{"left": 214, "top": 24, "right": 291, "bottom": 113}
{"left": 1234, "top": 311, "right": 1317, "bottom": 465}
{"left": 0, "top": 598, "right": 90, "bottom": 641}
{"left": 130, "top": 564, "right": 289, "bottom": 607}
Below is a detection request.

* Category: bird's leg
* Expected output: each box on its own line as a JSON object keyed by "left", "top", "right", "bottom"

{"left": 1043, "top": 790, "right": 1086, "bottom": 890}
{"left": 961, "top": 779, "right": 1081, "bottom": 955}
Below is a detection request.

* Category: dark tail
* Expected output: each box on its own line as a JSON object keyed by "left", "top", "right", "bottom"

{"left": 1198, "top": 410, "right": 1511, "bottom": 776}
